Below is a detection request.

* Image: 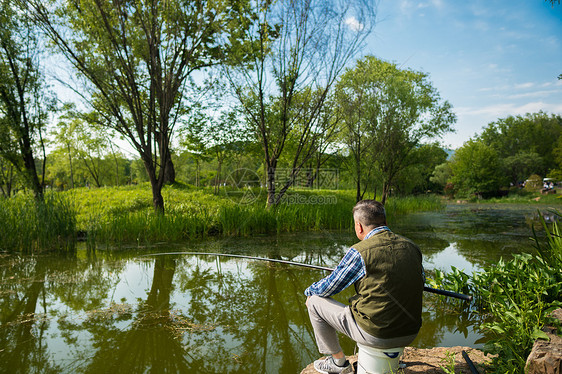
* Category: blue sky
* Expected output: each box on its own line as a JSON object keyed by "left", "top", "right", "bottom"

{"left": 361, "top": 0, "right": 562, "bottom": 149}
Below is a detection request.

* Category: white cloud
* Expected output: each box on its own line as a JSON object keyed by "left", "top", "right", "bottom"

{"left": 345, "top": 16, "right": 364, "bottom": 31}
{"left": 478, "top": 81, "right": 559, "bottom": 94}
{"left": 430, "top": 0, "right": 444, "bottom": 9}
{"left": 457, "top": 102, "right": 562, "bottom": 118}
{"left": 507, "top": 89, "right": 561, "bottom": 100}
{"left": 514, "top": 82, "right": 534, "bottom": 89}
{"left": 473, "top": 20, "right": 489, "bottom": 32}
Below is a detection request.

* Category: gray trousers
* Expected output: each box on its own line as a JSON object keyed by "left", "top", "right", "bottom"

{"left": 306, "top": 295, "right": 417, "bottom": 354}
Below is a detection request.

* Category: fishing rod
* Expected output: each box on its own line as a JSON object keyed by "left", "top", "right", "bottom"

{"left": 142, "top": 251, "right": 473, "bottom": 302}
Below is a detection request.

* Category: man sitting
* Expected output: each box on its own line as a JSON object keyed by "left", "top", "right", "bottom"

{"left": 305, "top": 200, "right": 424, "bottom": 373}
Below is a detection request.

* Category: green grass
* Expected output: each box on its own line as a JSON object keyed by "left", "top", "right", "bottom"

{"left": 0, "top": 193, "right": 76, "bottom": 253}
{"left": 59, "top": 184, "right": 443, "bottom": 245}
{"left": 462, "top": 189, "right": 562, "bottom": 204}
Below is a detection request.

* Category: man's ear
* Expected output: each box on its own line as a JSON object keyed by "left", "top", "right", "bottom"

{"left": 356, "top": 221, "right": 364, "bottom": 233}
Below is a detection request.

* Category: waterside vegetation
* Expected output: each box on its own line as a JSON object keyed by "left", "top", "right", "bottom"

{"left": 0, "top": 184, "right": 443, "bottom": 252}
{"left": 428, "top": 213, "right": 562, "bottom": 373}
{"left": 0, "top": 193, "right": 76, "bottom": 253}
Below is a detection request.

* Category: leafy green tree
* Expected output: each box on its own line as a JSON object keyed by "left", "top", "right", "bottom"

{"left": 50, "top": 107, "right": 124, "bottom": 188}
{"left": 227, "top": 0, "right": 375, "bottom": 206}
{"left": 44, "top": 148, "right": 74, "bottom": 189}
{"left": 335, "top": 56, "right": 456, "bottom": 203}
{"left": 430, "top": 162, "right": 453, "bottom": 193}
{"left": 334, "top": 78, "right": 377, "bottom": 200}
{"left": 478, "top": 112, "right": 562, "bottom": 176}
{"left": 449, "top": 140, "right": 507, "bottom": 197}
{"left": 24, "top": 0, "right": 257, "bottom": 212}
{"left": 547, "top": 131, "right": 562, "bottom": 180}
{"left": 131, "top": 158, "right": 149, "bottom": 184}
{"left": 0, "top": 0, "right": 53, "bottom": 199}
{"left": 393, "top": 144, "right": 448, "bottom": 195}
{"left": 502, "top": 151, "right": 544, "bottom": 186}
{"left": 178, "top": 100, "right": 213, "bottom": 188}
{"left": 180, "top": 103, "right": 250, "bottom": 192}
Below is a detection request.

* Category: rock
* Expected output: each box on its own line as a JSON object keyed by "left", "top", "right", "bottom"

{"left": 301, "top": 346, "right": 492, "bottom": 374}
{"left": 525, "top": 308, "right": 562, "bottom": 374}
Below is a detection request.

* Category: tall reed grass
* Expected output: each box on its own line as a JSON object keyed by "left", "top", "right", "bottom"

{"left": 77, "top": 185, "right": 443, "bottom": 245}
{"left": 0, "top": 193, "right": 76, "bottom": 253}
{"left": 384, "top": 194, "right": 444, "bottom": 216}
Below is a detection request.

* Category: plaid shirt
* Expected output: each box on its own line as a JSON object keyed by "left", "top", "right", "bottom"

{"left": 304, "top": 226, "right": 390, "bottom": 297}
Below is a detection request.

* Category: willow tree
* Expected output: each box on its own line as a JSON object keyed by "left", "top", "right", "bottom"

{"left": 226, "top": 0, "right": 375, "bottom": 206}
{"left": 336, "top": 56, "right": 456, "bottom": 204}
{"left": 0, "top": 0, "right": 51, "bottom": 199}
{"left": 23, "top": 0, "right": 256, "bottom": 212}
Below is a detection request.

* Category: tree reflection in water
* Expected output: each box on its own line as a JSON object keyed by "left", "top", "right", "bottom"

{"left": 0, "top": 251, "right": 344, "bottom": 373}
{"left": 1, "top": 215, "right": 530, "bottom": 373}
{"left": 0, "top": 256, "right": 56, "bottom": 374}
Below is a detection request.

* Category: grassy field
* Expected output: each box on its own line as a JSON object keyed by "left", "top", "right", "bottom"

{"left": 6, "top": 182, "right": 562, "bottom": 252}
{"left": 57, "top": 183, "right": 443, "bottom": 245}
{"left": 457, "top": 188, "right": 562, "bottom": 204}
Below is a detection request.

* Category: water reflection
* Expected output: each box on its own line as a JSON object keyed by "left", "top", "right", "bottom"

{"left": 0, "top": 204, "right": 556, "bottom": 373}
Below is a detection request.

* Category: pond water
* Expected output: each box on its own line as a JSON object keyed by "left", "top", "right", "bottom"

{"left": 0, "top": 204, "right": 557, "bottom": 373}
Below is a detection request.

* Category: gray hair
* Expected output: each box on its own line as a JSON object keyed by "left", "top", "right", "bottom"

{"left": 352, "top": 200, "right": 386, "bottom": 228}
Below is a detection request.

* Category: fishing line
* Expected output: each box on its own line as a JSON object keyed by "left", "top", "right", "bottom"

{"left": 141, "top": 251, "right": 472, "bottom": 301}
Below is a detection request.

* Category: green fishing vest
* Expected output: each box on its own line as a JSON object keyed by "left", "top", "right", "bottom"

{"left": 349, "top": 230, "right": 423, "bottom": 339}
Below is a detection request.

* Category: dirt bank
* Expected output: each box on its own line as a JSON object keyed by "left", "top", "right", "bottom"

{"left": 301, "top": 346, "right": 493, "bottom": 373}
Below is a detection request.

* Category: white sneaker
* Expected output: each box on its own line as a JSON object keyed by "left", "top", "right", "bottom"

{"left": 313, "top": 356, "right": 352, "bottom": 374}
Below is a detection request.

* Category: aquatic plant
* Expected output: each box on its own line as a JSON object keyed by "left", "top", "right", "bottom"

{"left": 0, "top": 193, "right": 76, "bottom": 253}
{"left": 384, "top": 195, "right": 443, "bottom": 218}
{"left": 429, "top": 212, "right": 562, "bottom": 373}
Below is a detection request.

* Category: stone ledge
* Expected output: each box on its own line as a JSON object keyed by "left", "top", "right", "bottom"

{"left": 525, "top": 308, "right": 562, "bottom": 374}
{"left": 301, "top": 346, "right": 492, "bottom": 374}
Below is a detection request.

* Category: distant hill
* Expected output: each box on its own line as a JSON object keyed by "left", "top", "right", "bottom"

{"left": 444, "top": 148, "right": 455, "bottom": 160}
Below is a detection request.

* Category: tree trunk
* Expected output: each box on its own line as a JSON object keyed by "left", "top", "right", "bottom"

{"left": 109, "top": 142, "right": 119, "bottom": 186}
{"left": 67, "top": 143, "right": 74, "bottom": 189}
{"left": 381, "top": 182, "right": 390, "bottom": 205}
{"left": 355, "top": 154, "right": 362, "bottom": 202}
{"left": 163, "top": 149, "right": 175, "bottom": 184}
{"left": 22, "top": 140, "right": 43, "bottom": 199}
{"left": 159, "top": 130, "right": 175, "bottom": 185}
{"left": 151, "top": 180, "right": 165, "bottom": 213}
{"left": 0, "top": 164, "right": 14, "bottom": 197}
{"left": 143, "top": 155, "right": 165, "bottom": 213}
{"left": 214, "top": 158, "right": 222, "bottom": 194}
{"left": 195, "top": 158, "right": 200, "bottom": 187}
{"left": 114, "top": 155, "right": 119, "bottom": 186}
{"left": 266, "top": 164, "right": 276, "bottom": 207}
